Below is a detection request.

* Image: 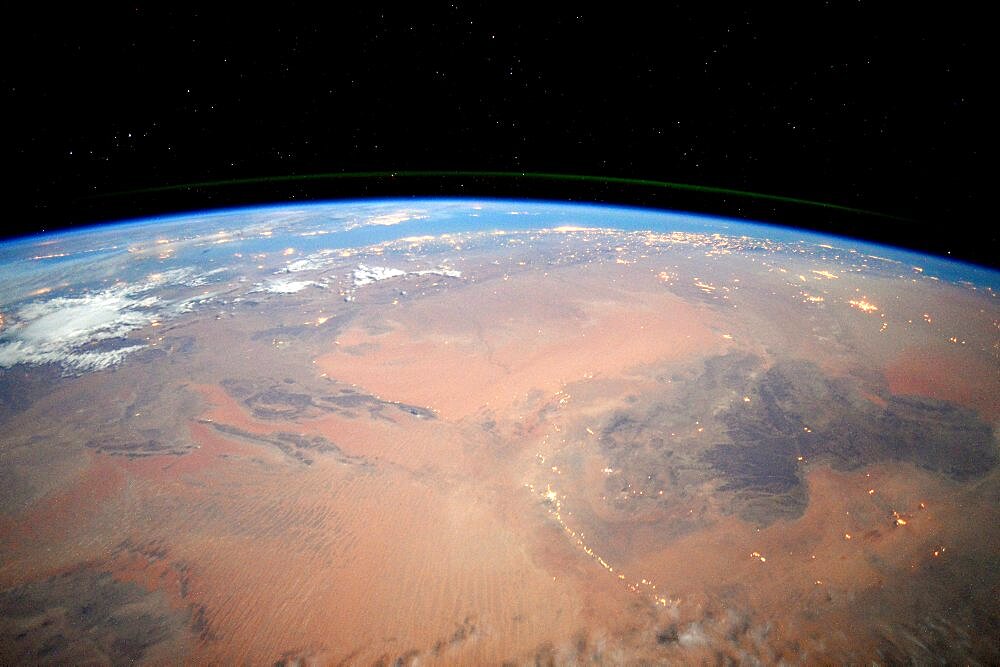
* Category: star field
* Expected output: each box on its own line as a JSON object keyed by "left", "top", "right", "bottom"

{"left": 2, "top": 4, "right": 990, "bottom": 266}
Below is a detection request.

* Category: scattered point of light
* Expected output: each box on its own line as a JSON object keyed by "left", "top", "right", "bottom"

{"left": 849, "top": 298, "right": 878, "bottom": 313}
{"left": 811, "top": 270, "right": 839, "bottom": 280}
{"left": 694, "top": 279, "right": 717, "bottom": 293}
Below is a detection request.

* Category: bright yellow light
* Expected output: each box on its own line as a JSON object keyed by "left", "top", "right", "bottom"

{"left": 811, "top": 270, "right": 839, "bottom": 279}
{"left": 849, "top": 299, "right": 878, "bottom": 313}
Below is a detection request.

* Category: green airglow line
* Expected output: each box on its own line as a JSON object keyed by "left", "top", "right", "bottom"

{"left": 88, "top": 170, "right": 904, "bottom": 220}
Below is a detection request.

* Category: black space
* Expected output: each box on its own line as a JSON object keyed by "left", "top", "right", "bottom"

{"left": 3, "top": 5, "right": 992, "bottom": 267}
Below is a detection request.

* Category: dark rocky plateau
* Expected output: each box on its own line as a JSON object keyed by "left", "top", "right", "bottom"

{"left": 198, "top": 420, "right": 371, "bottom": 468}
{"left": 597, "top": 353, "right": 997, "bottom": 525}
{"left": 0, "top": 568, "right": 190, "bottom": 664}
{"left": 222, "top": 377, "right": 436, "bottom": 422}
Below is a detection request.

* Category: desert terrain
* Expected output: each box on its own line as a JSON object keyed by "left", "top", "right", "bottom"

{"left": 1, "top": 228, "right": 997, "bottom": 664}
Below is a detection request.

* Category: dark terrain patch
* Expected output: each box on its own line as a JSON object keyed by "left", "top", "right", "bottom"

{"left": 431, "top": 615, "right": 477, "bottom": 656}
{"left": 221, "top": 378, "right": 437, "bottom": 422}
{"left": 76, "top": 381, "right": 202, "bottom": 459}
{"left": 129, "top": 335, "right": 196, "bottom": 363}
{"left": 710, "top": 359, "right": 997, "bottom": 521}
{"left": 0, "top": 364, "right": 63, "bottom": 425}
{"left": 656, "top": 624, "right": 680, "bottom": 645}
{"left": 250, "top": 314, "right": 349, "bottom": 344}
{"left": 0, "top": 568, "right": 190, "bottom": 664}
{"left": 591, "top": 353, "right": 997, "bottom": 525}
{"left": 590, "top": 353, "right": 763, "bottom": 527}
{"left": 86, "top": 436, "right": 196, "bottom": 458}
{"left": 318, "top": 389, "right": 436, "bottom": 420}
{"left": 250, "top": 324, "right": 317, "bottom": 342}
{"left": 367, "top": 615, "right": 478, "bottom": 667}
{"left": 198, "top": 420, "right": 372, "bottom": 467}
{"left": 250, "top": 387, "right": 314, "bottom": 420}
{"left": 0, "top": 376, "right": 204, "bottom": 509}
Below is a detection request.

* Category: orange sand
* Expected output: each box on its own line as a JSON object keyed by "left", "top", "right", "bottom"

{"left": 2, "top": 248, "right": 996, "bottom": 664}
{"left": 318, "top": 267, "right": 725, "bottom": 420}
{"left": 886, "top": 345, "right": 1000, "bottom": 420}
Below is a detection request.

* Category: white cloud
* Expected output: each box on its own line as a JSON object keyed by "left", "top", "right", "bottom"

{"left": 365, "top": 210, "right": 429, "bottom": 227}
{"left": 678, "top": 623, "right": 708, "bottom": 648}
{"left": 0, "top": 265, "right": 224, "bottom": 373}
{"left": 352, "top": 265, "right": 408, "bottom": 286}
{"left": 0, "top": 339, "right": 148, "bottom": 373}
{"left": 342, "top": 209, "right": 429, "bottom": 232}
{"left": 352, "top": 264, "right": 461, "bottom": 287}
{"left": 280, "top": 253, "right": 337, "bottom": 273}
{"left": 250, "top": 279, "right": 325, "bottom": 294}
{"left": 0, "top": 286, "right": 161, "bottom": 372}
{"left": 414, "top": 268, "right": 462, "bottom": 279}
{"left": 13, "top": 291, "right": 159, "bottom": 345}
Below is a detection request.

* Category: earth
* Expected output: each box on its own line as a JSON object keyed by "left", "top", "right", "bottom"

{"left": 0, "top": 199, "right": 997, "bottom": 664}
